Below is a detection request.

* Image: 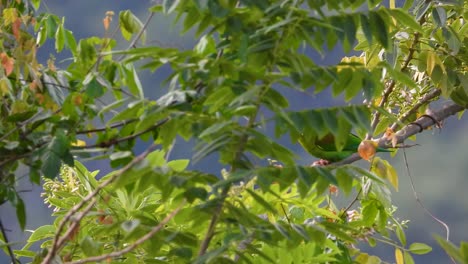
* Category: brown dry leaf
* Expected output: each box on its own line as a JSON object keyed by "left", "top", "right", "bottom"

{"left": 12, "top": 18, "right": 21, "bottom": 40}
{"left": 358, "top": 140, "right": 377, "bottom": 161}
{"left": 384, "top": 127, "right": 398, "bottom": 147}
{"left": 103, "top": 17, "right": 111, "bottom": 31}
{"left": 73, "top": 94, "right": 83, "bottom": 106}
{"left": 103, "top": 11, "right": 114, "bottom": 31}
{"left": 0, "top": 53, "right": 15, "bottom": 76}
{"left": 68, "top": 222, "right": 80, "bottom": 241}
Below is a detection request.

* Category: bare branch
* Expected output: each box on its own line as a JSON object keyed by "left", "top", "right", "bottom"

{"left": 65, "top": 201, "right": 185, "bottom": 264}
{"left": 336, "top": 102, "right": 465, "bottom": 166}
{"left": 41, "top": 143, "right": 159, "bottom": 264}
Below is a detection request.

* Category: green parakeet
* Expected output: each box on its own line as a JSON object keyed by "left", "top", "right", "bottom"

{"left": 299, "top": 133, "right": 391, "bottom": 163}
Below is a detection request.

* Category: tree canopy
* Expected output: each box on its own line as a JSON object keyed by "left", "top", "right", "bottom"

{"left": 1, "top": 0, "right": 468, "bottom": 263}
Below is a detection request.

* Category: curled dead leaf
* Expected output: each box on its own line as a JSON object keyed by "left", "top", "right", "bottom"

{"left": 384, "top": 127, "right": 398, "bottom": 147}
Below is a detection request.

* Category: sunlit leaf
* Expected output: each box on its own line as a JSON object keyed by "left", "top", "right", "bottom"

{"left": 395, "top": 248, "right": 404, "bottom": 264}
{"left": 408, "top": 242, "right": 432, "bottom": 255}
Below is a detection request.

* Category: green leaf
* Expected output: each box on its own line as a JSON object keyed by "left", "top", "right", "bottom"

{"left": 195, "top": 35, "right": 216, "bottom": 56}
{"left": 335, "top": 168, "right": 353, "bottom": 195}
{"left": 360, "top": 14, "right": 373, "bottom": 45}
{"left": 13, "top": 250, "right": 36, "bottom": 258}
{"left": 291, "top": 224, "right": 310, "bottom": 241}
{"left": 55, "top": 23, "right": 65, "bottom": 52}
{"left": 28, "top": 225, "right": 55, "bottom": 242}
{"left": 408, "top": 242, "right": 432, "bottom": 255}
{"left": 16, "top": 197, "right": 26, "bottom": 230}
{"left": 64, "top": 29, "right": 77, "bottom": 54}
{"left": 184, "top": 187, "right": 208, "bottom": 202}
{"left": 84, "top": 77, "right": 105, "bottom": 98}
{"left": 146, "top": 149, "right": 166, "bottom": 167}
{"left": 344, "top": 70, "right": 363, "bottom": 101}
{"left": 388, "top": 9, "right": 423, "bottom": 32}
{"left": 362, "top": 202, "right": 378, "bottom": 226}
{"left": 45, "top": 15, "right": 59, "bottom": 38}
{"left": 246, "top": 189, "right": 277, "bottom": 214}
{"left": 434, "top": 235, "right": 464, "bottom": 263}
{"left": 81, "top": 236, "right": 101, "bottom": 257}
{"left": 199, "top": 121, "right": 234, "bottom": 139}
{"left": 31, "top": 0, "right": 41, "bottom": 10}
{"left": 119, "top": 10, "right": 145, "bottom": 43}
{"left": 273, "top": 222, "right": 291, "bottom": 240}
{"left": 107, "top": 101, "right": 144, "bottom": 124}
{"left": 370, "top": 11, "right": 389, "bottom": 49}
{"left": 332, "top": 68, "right": 352, "bottom": 97}
{"left": 163, "top": 0, "right": 181, "bottom": 14}
{"left": 394, "top": 221, "right": 407, "bottom": 246}
{"left": 343, "top": 15, "right": 357, "bottom": 53}
{"left": 432, "top": 6, "right": 447, "bottom": 28}
{"left": 296, "top": 166, "right": 317, "bottom": 190}
{"left": 125, "top": 64, "right": 144, "bottom": 99}
{"left": 167, "top": 159, "right": 190, "bottom": 172}
{"left": 461, "top": 242, "right": 468, "bottom": 264}
{"left": 403, "top": 251, "right": 415, "bottom": 264}
{"left": 170, "top": 247, "right": 193, "bottom": 259}
{"left": 42, "top": 130, "right": 73, "bottom": 178}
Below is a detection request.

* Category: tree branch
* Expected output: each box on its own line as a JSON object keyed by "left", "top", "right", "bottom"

{"left": 0, "top": 218, "right": 18, "bottom": 264}
{"left": 65, "top": 201, "right": 185, "bottom": 264}
{"left": 41, "top": 143, "right": 159, "bottom": 264}
{"left": 73, "top": 118, "right": 169, "bottom": 149}
{"left": 335, "top": 102, "right": 465, "bottom": 166}
{"left": 76, "top": 119, "right": 138, "bottom": 134}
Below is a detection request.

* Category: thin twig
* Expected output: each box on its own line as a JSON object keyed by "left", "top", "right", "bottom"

{"left": 390, "top": 89, "right": 441, "bottom": 131}
{"left": 402, "top": 148, "right": 456, "bottom": 264}
{"left": 41, "top": 143, "right": 159, "bottom": 264}
{"left": 76, "top": 119, "right": 138, "bottom": 134}
{"left": 197, "top": 190, "right": 228, "bottom": 256}
{"left": 66, "top": 201, "right": 185, "bottom": 264}
{"left": 117, "top": 12, "right": 155, "bottom": 62}
{"left": 73, "top": 118, "right": 169, "bottom": 149}
{"left": 280, "top": 203, "right": 291, "bottom": 224}
{"left": 369, "top": 33, "right": 420, "bottom": 137}
{"left": 340, "top": 188, "right": 362, "bottom": 219}
{"left": 0, "top": 218, "right": 18, "bottom": 264}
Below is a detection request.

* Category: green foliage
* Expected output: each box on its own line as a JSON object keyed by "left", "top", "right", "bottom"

{"left": 0, "top": 0, "right": 466, "bottom": 263}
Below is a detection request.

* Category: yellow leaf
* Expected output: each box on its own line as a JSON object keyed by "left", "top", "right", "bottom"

{"left": 426, "top": 51, "right": 436, "bottom": 76}
{"left": 2, "top": 8, "right": 18, "bottom": 25}
{"left": 71, "top": 140, "right": 86, "bottom": 147}
{"left": 0, "top": 77, "right": 11, "bottom": 96}
{"left": 372, "top": 157, "right": 399, "bottom": 191}
{"left": 386, "top": 161, "right": 399, "bottom": 191}
{"left": 395, "top": 248, "right": 404, "bottom": 264}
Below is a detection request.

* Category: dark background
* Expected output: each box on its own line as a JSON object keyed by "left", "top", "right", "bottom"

{"left": 1, "top": 1, "right": 467, "bottom": 263}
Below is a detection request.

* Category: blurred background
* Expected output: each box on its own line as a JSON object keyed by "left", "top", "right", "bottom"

{"left": 1, "top": 1, "right": 467, "bottom": 263}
